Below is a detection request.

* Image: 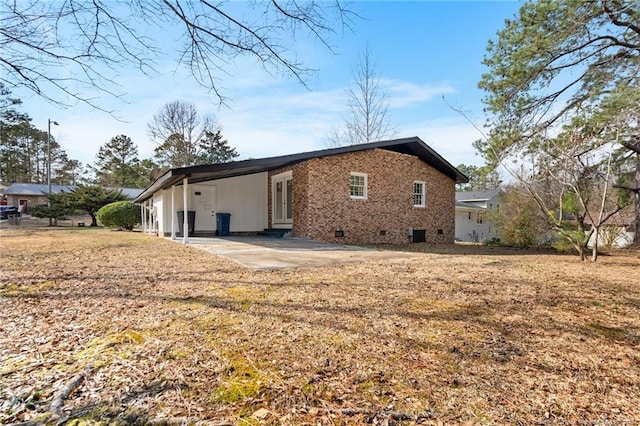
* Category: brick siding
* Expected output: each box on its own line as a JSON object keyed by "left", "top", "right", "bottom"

{"left": 268, "top": 148, "right": 456, "bottom": 245}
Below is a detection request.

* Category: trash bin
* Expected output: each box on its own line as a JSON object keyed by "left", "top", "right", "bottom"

{"left": 177, "top": 210, "right": 196, "bottom": 237}
{"left": 216, "top": 212, "right": 231, "bottom": 236}
{"left": 7, "top": 213, "right": 19, "bottom": 226}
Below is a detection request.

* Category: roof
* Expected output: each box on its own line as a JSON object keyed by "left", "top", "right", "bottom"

{"left": 4, "top": 183, "right": 143, "bottom": 199}
{"left": 455, "top": 188, "right": 502, "bottom": 202}
{"left": 4, "top": 183, "right": 74, "bottom": 196}
{"left": 135, "top": 136, "right": 469, "bottom": 202}
{"left": 455, "top": 200, "right": 485, "bottom": 210}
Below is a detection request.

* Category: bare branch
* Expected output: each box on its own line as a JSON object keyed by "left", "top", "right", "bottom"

{"left": 1, "top": 0, "right": 353, "bottom": 108}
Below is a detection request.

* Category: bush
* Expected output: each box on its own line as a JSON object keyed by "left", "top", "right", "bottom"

{"left": 97, "top": 201, "right": 141, "bottom": 230}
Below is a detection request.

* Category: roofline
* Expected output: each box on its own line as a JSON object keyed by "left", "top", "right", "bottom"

{"left": 455, "top": 188, "right": 504, "bottom": 202}
{"left": 455, "top": 201, "right": 485, "bottom": 211}
{"left": 134, "top": 136, "right": 469, "bottom": 202}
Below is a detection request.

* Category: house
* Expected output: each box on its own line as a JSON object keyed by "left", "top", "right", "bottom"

{"left": 585, "top": 208, "right": 636, "bottom": 249}
{"left": 455, "top": 188, "right": 503, "bottom": 242}
{"left": 134, "top": 137, "right": 468, "bottom": 245}
{"left": 2, "top": 183, "right": 143, "bottom": 214}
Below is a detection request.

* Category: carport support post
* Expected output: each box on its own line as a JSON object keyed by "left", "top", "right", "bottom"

{"left": 147, "top": 200, "right": 153, "bottom": 235}
{"left": 140, "top": 204, "right": 145, "bottom": 232}
{"left": 171, "top": 185, "right": 176, "bottom": 240}
{"left": 150, "top": 201, "right": 155, "bottom": 235}
{"left": 182, "top": 178, "right": 189, "bottom": 244}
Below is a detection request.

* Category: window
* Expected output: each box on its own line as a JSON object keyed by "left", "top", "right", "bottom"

{"left": 413, "top": 181, "right": 425, "bottom": 207}
{"left": 350, "top": 172, "right": 367, "bottom": 199}
{"left": 468, "top": 212, "right": 472, "bottom": 220}
{"left": 477, "top": 213, "right": 484, "bottom": 224}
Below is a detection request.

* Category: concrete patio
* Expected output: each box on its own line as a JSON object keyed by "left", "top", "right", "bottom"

{"left": 174, "top": 236, "right": 420, "bottom": 269}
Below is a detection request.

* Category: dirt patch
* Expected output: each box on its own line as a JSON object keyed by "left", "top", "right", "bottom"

{"left": 1, "top": 227, "right": 639, "bottom": 424}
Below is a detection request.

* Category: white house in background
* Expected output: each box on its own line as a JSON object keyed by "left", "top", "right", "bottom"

{"left": 455, "top": 188, "right": 503, "bottom": 242}
{"left": 586, "top": 208, "right": 635, "bottom": 249}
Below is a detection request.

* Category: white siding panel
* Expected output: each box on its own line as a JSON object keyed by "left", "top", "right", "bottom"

{"left": 153, "top": 193, "right": 163, "bottom": 233}
{"left": 455, "top": 209, "right": 478, "bottom": 242}
{"left": 214, "top": 172, "right": 268, "bottom": 232}
{"left": 156, "top": 172, "right": 267, "bottom": 235}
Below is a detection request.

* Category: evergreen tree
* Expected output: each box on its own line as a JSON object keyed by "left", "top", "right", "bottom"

{"left": 194, "top": 130, "right": 238, "bottom": 165}
{"left": 478, "top": 0, "right": 640, "bottom": 247}
{"left": 64, "top": 184, "right": 126, "bottom": 226}
{"left": 455, "top": 164, "right": 501, "bottom": 192}
{"left": 92, "top": 135, "right": 141, "bottom": 187}
{"left": 1, "top": 84, "right": 82, "bottom": 185}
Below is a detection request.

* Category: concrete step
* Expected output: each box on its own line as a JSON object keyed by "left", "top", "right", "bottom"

{"left": 257, "top": 228, "right": 290, "bottom": 238}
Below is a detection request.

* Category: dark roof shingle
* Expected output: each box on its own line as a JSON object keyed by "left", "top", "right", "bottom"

{"left": 135, "top": 136, "right": 468, "bottom": 202}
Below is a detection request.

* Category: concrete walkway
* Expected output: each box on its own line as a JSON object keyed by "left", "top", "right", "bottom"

{"left": 176, "top": 236, "right": 419, "bottom": 269}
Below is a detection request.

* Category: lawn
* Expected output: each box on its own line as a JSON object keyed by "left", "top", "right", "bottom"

{"left": 1, "top": 227, "right": 639, "bottom": 425}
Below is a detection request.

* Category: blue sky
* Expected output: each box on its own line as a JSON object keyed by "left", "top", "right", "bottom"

{"left": 18, "top": 1, "right": 521, "bottom": 169}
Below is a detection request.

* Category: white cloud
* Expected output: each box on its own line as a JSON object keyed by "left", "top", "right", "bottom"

{"left": 385, "top": 80, "right": 456, "bottom": 109}
{"left": 404, "top": 118, "right": 486, "bottom": 167}
{"left": 24, "top": 66, "right": 474, "bottom": 175}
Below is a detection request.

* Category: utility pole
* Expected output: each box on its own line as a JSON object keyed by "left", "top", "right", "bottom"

{"left": 47, "top": 119, "right": 58, "bottom": 226}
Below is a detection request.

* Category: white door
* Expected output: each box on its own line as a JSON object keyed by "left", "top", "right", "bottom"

{"left": 272, "top": 174, "right": 293, "bottom": 226}
{"left": 193, "top": 185, "right": 216, "bottom": 231}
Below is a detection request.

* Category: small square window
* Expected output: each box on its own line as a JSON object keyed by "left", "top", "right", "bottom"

{"left": 350, "top": 172, "right": 368, "bottom": 199}
{"left": 413, "top": 181, "right": 425, "bottom": 207}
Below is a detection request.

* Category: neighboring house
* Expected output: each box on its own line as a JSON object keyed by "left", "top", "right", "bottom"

{"left": 585, "top": 208, "right": 635, "bottom": 249}
{"left": 3, "top": 183, "right": 143, "bottom": 214}
{"left": 134, "top": 137, "right": 468, "bottom": 245}
{"left": 455, "top": 188, "right": 503, "bottom": 242}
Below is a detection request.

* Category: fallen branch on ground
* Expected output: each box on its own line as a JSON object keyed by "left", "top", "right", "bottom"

{"left": 50, "top": 364, "right": 93, "bottom": 418}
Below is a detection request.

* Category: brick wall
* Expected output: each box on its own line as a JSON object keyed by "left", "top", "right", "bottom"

{"left": 268, "top": 148, "right": 456, "bottom": 245}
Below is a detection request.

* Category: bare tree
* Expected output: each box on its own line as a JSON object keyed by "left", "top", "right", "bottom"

{"left": 499, "top": 122, "right": 631, "bottom": 261}
{"left": 450, "top": 99, "right": 630, "bottom": 261}
{"left": 1, "top": 1, "right": 355, "bottom": 110}
{"left": 478, "top": 0, "right": 640, "bottom": 247}
{"left": 149, "top": 100, "right": 230, "bottom": 168}
{"left": 329, "top": 45, "right": 396, "bottom": 147}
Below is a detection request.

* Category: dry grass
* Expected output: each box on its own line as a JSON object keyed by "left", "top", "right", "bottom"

{"left": 1, "top": 227, "right": 639, "bottom": 425}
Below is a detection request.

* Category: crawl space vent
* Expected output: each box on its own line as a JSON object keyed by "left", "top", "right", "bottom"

{"left": 412, "top": 229, "right": 426, "bottom": 243}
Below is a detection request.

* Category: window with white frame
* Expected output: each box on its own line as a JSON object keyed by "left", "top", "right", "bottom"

{"left": 413, "top": 181, "right": 425, "bottom": 207}
{"left": 349, "top": 172, "right": 367, "bottom": 199}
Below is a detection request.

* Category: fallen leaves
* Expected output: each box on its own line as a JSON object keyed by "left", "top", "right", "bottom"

{"left": 1, "top": 227, "right": 639, "bottom": 424}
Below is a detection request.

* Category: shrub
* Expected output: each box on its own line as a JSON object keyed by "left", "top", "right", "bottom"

{"left": 97, "top": 201, "right": 140, "bottom": 230}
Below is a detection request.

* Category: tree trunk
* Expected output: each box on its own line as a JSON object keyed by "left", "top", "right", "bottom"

{"left": 634, "top": 151, "right": 640, "bottom": 248}
{"left": 90, "top": 213, "right": 98, "bottom": 227}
